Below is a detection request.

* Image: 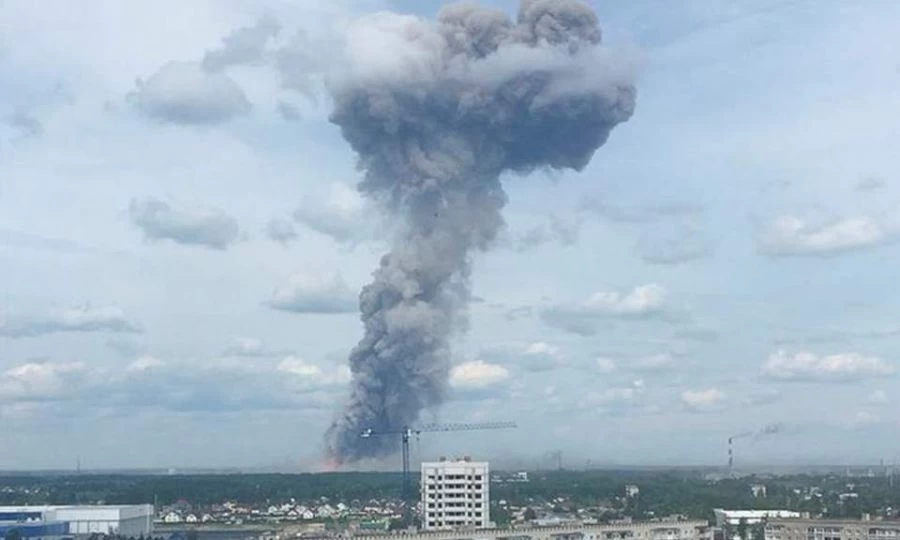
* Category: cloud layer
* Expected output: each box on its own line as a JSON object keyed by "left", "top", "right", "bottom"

{"left": 0, "top": 305, "right": 140, "bottom": 339}
{"left": 129, "top": 197, "right": 240, "bottom": 250}
{"left": 764, "top": 350, "right": 896, "bottom": 382}
{"left": 267, "top": 272, "right": 357, "bottom": 314}
{"left": 129, "top": 61, "right": 252, "bottom": 125}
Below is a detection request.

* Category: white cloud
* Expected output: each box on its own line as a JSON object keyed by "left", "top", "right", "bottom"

{"left": 479, "top": 341, "right": 564, "bottom": 372}
{"left": 519, "top": 342, "right": 563, "bottom": 371}
{"left": 267, "top": 272, "right": 357, "bottom": 314}
{"left": 277, "top": 356, "right": 350, "bottom": 386}
{"left": 293, "top": 183, "right": 369, "bottom": 244}
{"left": 540, "top": 284, "right": 668, "bottom": 335}
{"left": 0, "top": 305, "right": 140, "bottom": 339}
{"left": 449, "top": 360, "right": 510, "bottom": 390}
{"left": 681, "top": 388, "right": 725, "bottom": 410}
{"left": 759, "top": 215, "right": 895, "bottom": 257}
{"left": 0, "top": 362, "right": 87, "bottom": 402}
{"left": 129, "top": 197, "right": 240, "bottom": 250}
{"left": 867, "top": 389, "right": 889, "bottom": 405}
{"left": 129, "top": 61, "right": 252, "bottom": 125}
{"left": 127, "top": 355, "right": 164, "bottom": 372}
{"left": 763, "top": 350, "right": 895, "bottom": 382}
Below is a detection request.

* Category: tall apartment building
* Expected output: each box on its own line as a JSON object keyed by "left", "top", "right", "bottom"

{"left": 421, "top": 457, "right": 489, "bottom": 531}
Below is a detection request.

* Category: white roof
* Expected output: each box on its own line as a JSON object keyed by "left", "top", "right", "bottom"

{"left": 714, "top": 509, "right": 800, "bottom": 519}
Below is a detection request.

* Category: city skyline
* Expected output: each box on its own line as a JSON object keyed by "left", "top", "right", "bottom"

{"left": 2, "top": 0, "right": 900, "bottom": 469}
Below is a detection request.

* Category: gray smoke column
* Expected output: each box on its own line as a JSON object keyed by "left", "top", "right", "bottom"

{"left": 325, "top": 0, "right": 636, "bottom": 463}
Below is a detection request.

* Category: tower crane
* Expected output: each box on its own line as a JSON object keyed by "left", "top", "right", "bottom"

{"left": 359, "top": 421, "right": 517, "bottom": 501}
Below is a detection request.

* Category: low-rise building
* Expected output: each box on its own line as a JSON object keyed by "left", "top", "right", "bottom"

{"left": 766, "top": 518, "right": 900, "bottom": 540}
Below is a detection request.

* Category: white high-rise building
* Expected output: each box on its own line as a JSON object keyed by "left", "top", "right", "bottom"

{"left": 421, "top": 457, "right": 489, "bottom": 531}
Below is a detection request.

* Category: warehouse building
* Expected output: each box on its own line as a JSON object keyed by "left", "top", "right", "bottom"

{"left": 0, "top": 505, "right": 154, "bottom": 538}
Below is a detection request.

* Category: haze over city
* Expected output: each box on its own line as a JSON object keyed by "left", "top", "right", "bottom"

{"left": 2, "top": 0, "right": 899, "bottom": 471}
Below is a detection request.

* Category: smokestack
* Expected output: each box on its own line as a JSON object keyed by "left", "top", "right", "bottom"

{"left": 323, "top": 0, "right": 636, "bottom": 463}
{"left": 728, "top": 436, "right": 733, "bottom": 477}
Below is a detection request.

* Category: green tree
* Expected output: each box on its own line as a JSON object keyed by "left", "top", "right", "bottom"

{"left": 524, "top": 508, "right": 537, "bottom": 521}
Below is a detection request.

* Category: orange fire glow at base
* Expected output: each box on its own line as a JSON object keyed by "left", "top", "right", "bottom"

{"left": 319, "top": 457, "right": 341, "bottom": 473}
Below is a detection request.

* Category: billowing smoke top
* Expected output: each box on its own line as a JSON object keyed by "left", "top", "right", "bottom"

{"left": 325, "top": 0, "right": 636, "bottom": 464}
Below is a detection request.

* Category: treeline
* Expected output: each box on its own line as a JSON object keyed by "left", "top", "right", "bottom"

{"left": 2, "top": 470, "right": 900, "bottom": 521}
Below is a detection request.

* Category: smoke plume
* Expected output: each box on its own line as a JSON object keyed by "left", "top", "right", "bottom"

{"left": 325, "top": 0, "right": 636, "bottom": 463}
{"left": 732, "top": 422, "right": 784, "bottom": 442}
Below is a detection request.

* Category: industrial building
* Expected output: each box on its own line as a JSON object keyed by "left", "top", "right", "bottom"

{"left": 421, "top": 457, "right": 490, "bottom": 531}
{"left": 766, "top": 517, "right": 900, "bottom": 540}
{"left": 0, "top": 505, "right": 154, "bottom": 538}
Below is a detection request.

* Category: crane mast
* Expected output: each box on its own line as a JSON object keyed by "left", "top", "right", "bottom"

{"left": 359, "top": 421, "right": 517, "bottom": 502}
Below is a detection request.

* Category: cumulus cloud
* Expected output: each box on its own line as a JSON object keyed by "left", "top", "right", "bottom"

{"left": 203, "top": 16, "right": 280, "bottom": 71}
{"left": 0, "top": 305, "right": 140, "bottom": 338}
{"left": 0, "top": 361, "right": 87, "bottom": 402}
{"left": 265, "top": 218, "right": 298, "bottom": 246}
{"left": 763, "top": 349, "right": 895, "bottom": 382}
{"left": 277, "top": 356, "right": 350, "bottom": 386}
{"left": 449, "top": 360, "right": 510, "bottom": 390}
{"left": 267, "top": 272, "right": 357, "bottom": 314}
{"left": 681, "top": 388, "right": 725, "bottom": 411}
{"left": 292, "top": 183, "right": 369, "bottom": 244}
{"left": 129, "top": 61, "right": 251, "bottom": 125}
{"left": 759, "top": 215, "right": 896, "bottom": 257}
{"left": 540, "top": 284, "right": 667, "bottom": 335}
{"left": 0, "top": 354, "right": 344, "bottom": 415}
{"left": 129, "top": 197, "right": 240, "bottom": 250}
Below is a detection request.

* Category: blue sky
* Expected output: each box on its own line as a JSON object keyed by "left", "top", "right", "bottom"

{"left": 1, "top": 0, "right": 899, "bottom": 470}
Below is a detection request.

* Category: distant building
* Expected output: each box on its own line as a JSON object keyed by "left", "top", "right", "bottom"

{"left": 766, "top": 517, "right": 900, "bottom": 540}
{"left": 714, "top": 510, "right": 800, "bottom": 540}
{"left": 626, "top": 485, "right": 641, "bottom": 498}
{"left": 421, "top": 457, "right": 489, "bottom": 531}
{"left": 0, "top": 505, "right": 154, "bottom": 538}
{"left": 751, "top": 485, "right": 767, "bottom": 498}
